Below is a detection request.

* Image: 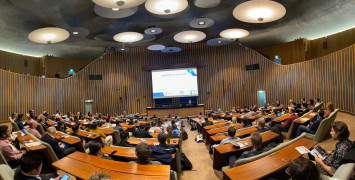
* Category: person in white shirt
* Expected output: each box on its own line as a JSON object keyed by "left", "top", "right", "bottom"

{"left": 220, "top": 127, "right": 240, "bottom": 145}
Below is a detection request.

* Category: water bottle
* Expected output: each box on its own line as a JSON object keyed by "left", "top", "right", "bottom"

{"left": 162, "top": 127, "right": 164, "bottom": 133}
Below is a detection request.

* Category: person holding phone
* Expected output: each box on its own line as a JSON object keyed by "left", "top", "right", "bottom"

{"left": 41, "top": 127, "right": 75, "bottom": 159}
{"left": 14, "top": 153, "right": 61, "bottom": 180}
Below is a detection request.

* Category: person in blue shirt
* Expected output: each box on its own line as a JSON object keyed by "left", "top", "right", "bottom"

{"left": 296, "top": 110, "right": 325, "bottom": 137}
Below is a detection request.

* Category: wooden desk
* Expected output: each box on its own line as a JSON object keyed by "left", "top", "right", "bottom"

{"left": 288, "top": 112, "right": 318, "bottom": 139}
{"left": 270, "top": 114, "right": 290, "bottom": 127}
{"left": 209, "top": 126, "right": 258, "bottom": 147}
{"left": 127, "top": 138, "right": 179, "bottom": 148}
{"left": 53, "top": 151, "right": 170, "bottom": 180}
{"left": 206, "top": 124, "right": 243, "bottom": 145}
{"left": 47, "top": 120, "right": 57, "bottom": 127}
{"left": 54, "top": 131, "right": 85, "bottom": 153}
{"left": 213, "top": 131, "right": 279, "bottom": 170}
{"left": 17, "top": 134, "right": 47, "bottom": 151}
{"left": 223, "top": 138, "right": 317, "bottom": 180}
{"left": 202, "top": 122, "right": 230, "bottom": 138}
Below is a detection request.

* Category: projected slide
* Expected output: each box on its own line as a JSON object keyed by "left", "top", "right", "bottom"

{"left": 152, "top": 68, "right": 198, "bottom": 99}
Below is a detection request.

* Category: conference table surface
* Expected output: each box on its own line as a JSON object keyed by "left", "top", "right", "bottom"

{"left": 66, "top": 129, "right": 101, "bottom": 140}
{"left": 210, "top": 126, "right": 258, "bottom": 145}
{"left": 102, "top": 146, "right": 175, "bottom": 160}
{"left": 223, "top": 138, "right": 317, "bottom": 180}
{"left": 54, "top": 131, "right": 81, "bottom": 145}
{"left": 52, "top": 151, "right": 170, "bottom": 180}
{"left": 17, "top": 134, "right": 47, "bottom": 151}
{"left": 127, "top": 138, "right": 179, "bottom": 147}
{"left": 206, "top": 124, "right": 244, "bottom": 145}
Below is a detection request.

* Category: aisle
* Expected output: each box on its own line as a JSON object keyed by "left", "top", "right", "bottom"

{"left": 179, "top": 120, "right": 219, "bottom": 180}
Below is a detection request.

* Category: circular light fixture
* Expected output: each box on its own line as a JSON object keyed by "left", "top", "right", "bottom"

{"left": 144, "top": 27, "right": 163, "bottom": 34}
{"left": 148, "top": 44, "right": 166, "bottom": 50}
{"left": 194, "top": 0, "right": 220, "bottom": 8}
{"left": 112, "top": 8, "right": 120, "bottom": 11}
{"left": 233, "top": 0, "right": 286, "bottom": 23}
{"left": 219, "top": 28, "right": 249, "bottom": 39}
{"left": 113, "top": 32, "right": 143, "bottom": 43}
{"left": 28, "top": 27, "right": 69, "bottom": 44}
{"left": 92, "top": 0, "right": 146, "bottom": 9}
{"left": 206, "top": 38, "right": 234, "bottom": 46}
{"left": 73, "top": 32, "right": 79, "bottom": 35}
{"left": 174, "top": 30, "right": 206, "bottom": 43}
{"left": 145, "top": 0, "right": 188, "bottom": 15}
{"left": 189, "top": 18, "right": 214, "bottom": 28}
{"left": 94, "top": 5, "right": 138, "bottom": 19}
{"left": 161, "top": 47, "right": 182, "bottom": 53}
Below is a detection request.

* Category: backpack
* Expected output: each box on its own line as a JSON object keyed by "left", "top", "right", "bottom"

{"left": 190, "top": 121, "right": 197, "bottom": 131}
{"left": 196, "top": 133, "right": 203, "bottom": 143}
{"left": 180, "top": 153, "right": 193, "bottom": 170}
{"left": 180, "top": 128, "right": 188, "bottom": 140}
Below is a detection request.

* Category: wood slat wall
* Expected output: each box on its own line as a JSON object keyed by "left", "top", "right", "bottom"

{"left": 0, "top": 43, "right": 354, "bottom": 121}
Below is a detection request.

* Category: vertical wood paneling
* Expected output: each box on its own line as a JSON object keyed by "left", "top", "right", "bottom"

{"left": 0, "top": 43, "right": 354, "bottom": 120}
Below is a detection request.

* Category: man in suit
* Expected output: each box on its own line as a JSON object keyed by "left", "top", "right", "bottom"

{"left": 157, "top": 133, "right": 175, "bottom": 149}
{"left": 135, "top": 124, "right": 153, "bottom": 138}
{"left": 114, "top": 130, "right": 133, "bottom": 147}
{"left": 40, "top": 127, "right": 75, "bottom": 159}
{"left": 201, "top": 117, "right": 213, "bottom": 128}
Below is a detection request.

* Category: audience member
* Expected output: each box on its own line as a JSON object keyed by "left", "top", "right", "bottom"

{"left": 0, "top": 125, "right": 26, "bottom": 168}
{"left": 257, "top": 118, "right": 269, "bottom": 133}
{"left": 296, "top": 110, "right": 325, "bottom": 137}
{"left": 28, "top": 109, "right": 35, "bottom": 119}
{"left": 220, "top": 127, "right": 240, "bottom": 145}
{"left": 40, "top": 127, "right": 75, "bottom": 159}
{"left": 274, "top": 108, "right": 298, "bottom": 132}
{"left": 315, "top": 98, "right": 321, "bottom": 106}
{"left": 276, "top": 100, "right": 282, "bottom": 107}
{"left": 28, "top": 120, "right": 42, "bottom": 139}
{"left": 323, "top": 102, "right": 334, "bottom": 118}
{"left": 315, "top": 121, "right": 353, "bottom": 175}
{"left": 90, "top": 122, "right": 113, "bottom": 146}
{"left": 11, "top": 112, "right": 18, "bottom": 121}
{"left": 241, "top": 108, "right": 257, "bottom": 126}
{"left": 130, "top": 142, "right": 162, "bottom": 165}
{"left": 298, "top": 103, "right": 309, "bottom": 117}
{"left": 149, "top": 122, "right": 161, "bottom": 132}
{"left": 309, "top": 99, "right": 315, "bottom": 110}
{"left": 202, "top": 117, "right": 213, "bottom": 128}
{"left": 166, "top": 126, "right": 174, "bottom": 139}
{"left": 287, "top": 157, "right": 321, "bottom": 180}
{"left": 114, "top": 130, "right": 133, "bottom": 147}
{"left": 37, "top": 115, "right": 48, "bottom": 132}
{"left": 135, "top": 124, "right": 153, "bottom": 138}
{"left": 88, "top": 141, "right": 112, "bottom": 160}
{"left": 69, "top": 124, "right": 87, "bottom": 148}
{"left": 113, "top": 121, "right": 123, "bottom": 132}
{"left": 157, "top": 133, "right": 175, "bottom": 149}
{"left": 87, "top": 172, "right": 111, "bottom": 180}
{"left": 15, "top": 114, "right": 25, "bottom": 130}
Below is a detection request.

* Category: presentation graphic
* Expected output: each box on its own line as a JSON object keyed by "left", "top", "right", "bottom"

{"left": 152, "top": 68, "right": 198, "bottom": 99}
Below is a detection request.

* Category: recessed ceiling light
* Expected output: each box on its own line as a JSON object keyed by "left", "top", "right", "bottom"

{"left": 73, "top": 32, "right": 79, "bottom": 35}
{"left": 217, "top": 40, "right": 222, "bottom": 44}
{"left": 145, "top": 0, "right": 188, "bottom": 15}
{"left": 112, "top": 8, "right": 120, "bottom": 11}
{"left": 121, "top": 48, "right": 125, "bottom": 51}
{"left": 92, "top": 0, "right": 145, "bottom": 9}
{"left": 198, "top": 21, "right": 205, "bottom": 25}
{"left": 28, "top": 27, "right": 69, "bottom": 44}
{"left": 150, "top": 29, "right": 156, "bottom": 33}
{"left": 220, "top": 28, "right": 249, "bottom": 39}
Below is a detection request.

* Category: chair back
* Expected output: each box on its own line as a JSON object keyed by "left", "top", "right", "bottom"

{"left": 313, "top": 109, "right": 338, "bottom": 142}
{"left": 312, "top": 102, "right": 323, "bottom": 112}
{"left": 99, "top": 128, "right": 121, "bottom": 145}
{"left": 0, "top": 164, "right": 15, "bottom": 180}
{"left": 10, "top": 120, "right": 20, "bottom": 132}
{"left": 332, "top": 163, "right": 355, "bottom": 180}
{"left": 0, "top": 151, "right": 8, "bottom": 165}
{"left": 36, "top": 123, "right": 46, "bottom": 135}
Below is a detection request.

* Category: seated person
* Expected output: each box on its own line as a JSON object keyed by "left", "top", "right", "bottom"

{"left": 274, "top": 108, "right": 298, "bottom": 132}
{"left": 114, "top": 130, "right": 134, "bottom": 147}
{"left": 27, "top": 120, "right": 42, "bottom": 139}
{"left": 256, "top": 118, "right": 269, "bottom": 133}
{"left": 88, "top": 172, "right": 111, "bottom": 180}
{"left": 129, "top": 142, "right": 162, "bottom": 165}
{"left": 11, "top": 112, "right": 18, "bottom": 121}
{"left": 201, "top": 117, "right": 213, "bottom": 128}
{"left": 0, "top": 125, "right": 26, "bottom": 168}
{"left": 149, "top": 122, "right": 161, "bottom": 132}
{"left": 220, "top": 127, "right": 240, "bottom": 145}
{"left": 276, "top": 100, "right": 282, "bottom": 107}
{"left": 229, "top": 132, "right": 267, "bottom": 168}
{"left": 308, "top": 99, "right": 315, "bottom": 110}
{"left": 287, "top": 157, "right": 321, "bottom": 180}
{"left": 88, "top": 141, "right": 112, "bottom": 160}
{"left": 298, "top": 103, "right": 309, "bottom": 117}
{"left": 157, "top": 133, "right": 175, "bottom": 149}
{"left": 230, "top": 117, "right": 237, "bottom": 124}
{"left": 296, "top": 110, "right": 325, "bottom": 137}
{"left": 56, "top": 118, "right": 67, "bottom": 132}
{"left": 113, "top": 121, "right": 123, "bottom": 132}
{"left": 241, "top": 108, "right": 257, "bottom": 126}
{"left": 69, "top": 124, "right": 87, "bottom": 148}
{"left": 315, "top": 121, "right": 353, "bottom": 176}
{"left": 14, "top": 153, "right": 60, "bottom": 180}
{"left": 265, "top": 109, "right": 279, "bottom": 123}
{"left": 166, "top": 126, "right": 178, "bottom": 138}
{"left": 323, "top": 102, "right": 334, "bottom": 118}
{"left": 172, "top": 124, "right": 179, "bottom": 136}
{"left": 36, "top": 115, "right": 48, "bottom": 132}
{"left": 259, "top": 109, "right": 267, "bottom": 118}
{"left": 28, "top": 109, "right": 35, "bottom": 119}
{"left": 90, "top": 122, "right": 113, "bottom": 146}
{"left": 135, "top": 124, "right": 153, "bottom": 138}
{"left": 40, "top": 127, "right": 75, "bottom": 159}
{"left": 15, "top": 114, "right": 25, "bottom": 130}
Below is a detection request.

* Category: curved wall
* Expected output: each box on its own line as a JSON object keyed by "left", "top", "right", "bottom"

{"left": 0, "top": 43, "right": 354, "bottom": 120}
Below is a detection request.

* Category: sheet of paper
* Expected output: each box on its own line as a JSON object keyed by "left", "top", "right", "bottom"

{"left": 295, "top": 146, "right": 310, "bottom": 154}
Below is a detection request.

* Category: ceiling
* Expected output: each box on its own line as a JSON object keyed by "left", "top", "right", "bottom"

{"left": 0, "top": 0, "right": 354, "bottom": 60}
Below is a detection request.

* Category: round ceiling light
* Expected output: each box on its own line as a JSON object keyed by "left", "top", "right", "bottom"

{"left": 28, "top": 27, "right": 69, "bottom": 44}
{"left": 144, "top": 27, "right": 163, "bottom": 34}
{"left": 194, "top": 0, "right": 220, "bottom": 8}
{"left": 189, "top": 18, "right": 214, "bottom": 28}
{"left": 148, "top": 44, "right": 166, "bottom": 50}
{"left": 92, "top": 0, "right": 146, "bottom": 9}
{"left": 113, "top": 32, "right": 144, "bottom": 43}
{"left": 207, "top": 38, "right": 234, "bottom": 46}
{"left": 174, "top": 30, "right": 206, "bottom": 43}
{"left": 94, "top": 5, "right": 138, "bottom": 19}
{"left": 233, "top": 0, "right": 286, "bottom": 23}
{"left": 219, "top": 28, "right": 249, "bottom": 39}
{"left": 145, "top": 0, "right": 188, "bottom": 15}
{"left": 161, "top": 47, "right": 182, "bottom": 53}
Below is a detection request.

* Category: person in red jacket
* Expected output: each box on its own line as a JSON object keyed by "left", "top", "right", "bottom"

{"left": 275, "top": 108, "right": 299, "bottom": 132}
